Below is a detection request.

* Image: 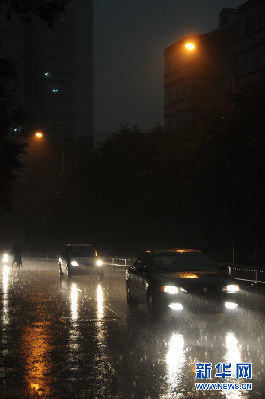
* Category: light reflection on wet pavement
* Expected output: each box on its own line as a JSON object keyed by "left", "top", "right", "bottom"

{"left": 0, "top": 259, "right": 264, "bottom": 398}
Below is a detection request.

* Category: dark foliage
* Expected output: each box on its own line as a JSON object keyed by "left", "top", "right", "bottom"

{"left": 4, "top": 81, "right": 265, "bottom": 258}
{"left": 63, "top": 84, "right": 265, "bottom": 256}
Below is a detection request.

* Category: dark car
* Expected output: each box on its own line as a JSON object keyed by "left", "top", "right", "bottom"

{"left": 58, "top": 243, "right": 104, "bottom": 279}
{"left": 126, "top": 248, "right": 240, "bottom": 316}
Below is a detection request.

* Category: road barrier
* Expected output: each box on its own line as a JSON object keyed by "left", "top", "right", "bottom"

{"left": 25, "top": 253, "right": 58, "bottom": 260}
{"left": 216, "top": 262, "right": 265, "bottom": 284}
{"left": 230, "top": 264, "right": 265, "bottom": 284}
{"left": 22, "top": 254, "right": 265, "bottom": 284}
{"left": 103, "top": 257, "right": 136, "bottom": 267}
{"left": 23, "top": 254, "right": 136, "bottom": 266}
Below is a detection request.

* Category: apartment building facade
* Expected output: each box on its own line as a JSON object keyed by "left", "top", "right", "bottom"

{"left": 164, "top": 0, "right": 265, "bottom": 129}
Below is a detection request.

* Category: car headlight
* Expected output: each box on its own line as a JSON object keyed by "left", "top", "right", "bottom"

{"left": 223, "top": 284, "right": 239, "bottom": 293}
{"left": 3, "top": 253, "right": 9, "bottom": 262}
{"left": 225, "top": 302, "right": 238, "bottom": 310}
{"left": 161, "top": 286, "right": 179, "bottom": 294}
{"left": 168, "top": 303, "right": 183, "bottom": 310}
{"left": 71, "top": 261, "right": 79, "bottom": 267}
{"left": 96, "top": 259, "right": 103, "bottom": 267}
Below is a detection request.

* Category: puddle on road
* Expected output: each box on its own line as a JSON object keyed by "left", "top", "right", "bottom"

{"left": 21, "top": 321, "right": 53, "bottom": 397}
{"left": 61, "top": 282, "right": 117, "bottom": 398}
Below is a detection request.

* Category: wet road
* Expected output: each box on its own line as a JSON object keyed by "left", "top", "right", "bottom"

{"left": 0, "top": 259, "right": 264, "bottom": 398}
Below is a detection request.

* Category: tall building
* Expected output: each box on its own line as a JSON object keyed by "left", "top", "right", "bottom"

{"left": 0, "top": 0, "right": 93, "bottom": 142}
{"left": 164, "top": 0, "right": 265, "bottom": 129}
{"left": 235, "top": 0, "right": 265, "bottom": 87}
{"left": 164, "top": 34, "right": 216, "bottom": 129}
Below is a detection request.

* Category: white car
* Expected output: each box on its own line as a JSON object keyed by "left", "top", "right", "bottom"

{"left": 58, "top": 243, "right": 104, "bottom": 280}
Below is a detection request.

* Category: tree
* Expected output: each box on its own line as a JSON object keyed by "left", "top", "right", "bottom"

{"left": 70, "top": 86, "right": 265, "bottom": 257}
{"left": 70, "top": 125, "right": 210, "bottom": 252}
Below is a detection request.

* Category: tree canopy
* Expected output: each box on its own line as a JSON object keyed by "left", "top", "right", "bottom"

{"left": 3, "top": 80, "right": 265, "bottom": 259}
{"left": 63, "top": 84, "right": 265, "bottom": 258}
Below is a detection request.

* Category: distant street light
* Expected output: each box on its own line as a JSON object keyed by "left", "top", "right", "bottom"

{"left": 185, "top": 42, "right": 195, "bottom": 51}
{"left": 35, "top": 132, "right": 43, "bottom": 139}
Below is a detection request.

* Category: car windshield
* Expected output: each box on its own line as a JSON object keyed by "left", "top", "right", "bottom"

{"left": 67, "top": 246, "right": 96, "bottom": 257}
{"left": 152, "top": 253, "right": 217, "bottom": 272}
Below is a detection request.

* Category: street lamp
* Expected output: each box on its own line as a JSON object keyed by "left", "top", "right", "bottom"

{"left": 35, "top": 132, "right": 43, "bottom": 139}
{"left": 185, "top": 42, "right": 195, "bottom": 51}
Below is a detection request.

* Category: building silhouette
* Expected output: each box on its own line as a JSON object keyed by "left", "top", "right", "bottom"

{"left": 0, "top": 0, "right": 93, "bottom": 143}
{"left": 164, "top": 0, "right": 265, "bottom": 129}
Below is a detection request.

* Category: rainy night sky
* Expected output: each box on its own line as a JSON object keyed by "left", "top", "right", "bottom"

{"left": 94, "top": 0, "right": 243, "bottom": 140}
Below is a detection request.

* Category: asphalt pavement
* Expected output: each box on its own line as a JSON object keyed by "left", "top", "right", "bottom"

{"left": 0, "top": 258, "right": 264, "bottom": 398}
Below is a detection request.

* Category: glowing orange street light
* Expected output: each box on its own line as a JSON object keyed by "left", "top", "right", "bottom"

{"left": 35, "top": 132, "right": 43, "bottom": 139}
{"left": 185, "top": 42, "right": 195, "bottom": 51}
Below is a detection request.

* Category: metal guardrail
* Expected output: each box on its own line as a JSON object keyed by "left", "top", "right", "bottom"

{"left": 20, "top": 254, "right": 265, "bottom": 284}
{"left": 25, "top": 253, "right": 58, "bottom": 260}
{"left": 217, "top": 262, "right": 265, "bottom": 284}
{"left": 104, "top": 257, "right": 136, "bottom": 267}
{"left": 230, "top": 264, "right": 265, "bottom": 284}
{"left": 23, "top": 254, "right": 136, "bottom": 266}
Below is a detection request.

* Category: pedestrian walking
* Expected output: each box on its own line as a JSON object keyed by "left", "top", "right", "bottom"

{"left": 12, "top": 242, "right": 23, "bottom": 268}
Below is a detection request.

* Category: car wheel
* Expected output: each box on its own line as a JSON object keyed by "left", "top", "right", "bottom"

{"left": 126, "top": 283, "right": 137, "bottom": 307}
